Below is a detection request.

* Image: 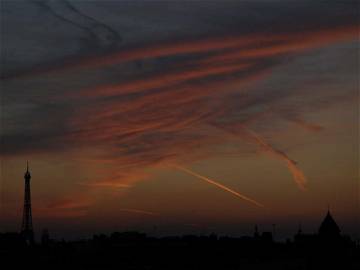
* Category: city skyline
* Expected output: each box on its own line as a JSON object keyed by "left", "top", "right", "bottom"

{"left": 0, "top": 0, "right": 359, "bottom": 241}
{"left": 5, "top": 162, "right": 353, "bottom": 241}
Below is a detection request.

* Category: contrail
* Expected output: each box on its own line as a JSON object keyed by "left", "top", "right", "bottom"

{"left": 33, "top": 0, "right": 121, "bottom": 51}
{"left": 118, "top": 208, "right": 159, "bottom": 216}
{"left": 244, "top": 128, "right": 307, "bottom": 191}
{"left": 174, "top": 165, "right": 264, "bottom": 208}
{"left": 212, "top": 122, "right": 307, "bottom": 191}
{"left": 61, "top": 0, "right": 122, "bottom": 47}
{"left": 34, "top": 1, "right": 98, "bottom": 41}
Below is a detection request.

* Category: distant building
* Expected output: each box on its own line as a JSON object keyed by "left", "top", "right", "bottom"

{"left": 254, "top": 225, "right": 260, "bottom": 239}
{"left": 261, "top": 232, "right": 273, "bottom": 243}
{"left": 318, "top": 210, "right": 341, "bottom": 239}
{"left": 294, "top": 209, "right": 345, "bottom": 247}
{"left": 41, "top": 229, "right": 50, "bottom": 246}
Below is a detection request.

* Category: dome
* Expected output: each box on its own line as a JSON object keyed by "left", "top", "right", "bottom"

{"left": 318, "top": 211, "right": 340, "bottom": 236}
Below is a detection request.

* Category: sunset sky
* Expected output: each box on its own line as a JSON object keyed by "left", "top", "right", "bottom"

{"left": 0, "top": 0, "right": 359, "bottom": 240}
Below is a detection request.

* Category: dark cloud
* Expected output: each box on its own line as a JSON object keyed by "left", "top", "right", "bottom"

{"left": 1, "top": 0, "right": 358, "bottom": 77}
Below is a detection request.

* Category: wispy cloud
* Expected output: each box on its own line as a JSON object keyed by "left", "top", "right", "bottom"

{"left": 244, "top": 128, "right": 307, "bottom": 191}
{"left": 1, "top": 3, "right": 358, "bottom": 204}
{"left": 36, "top": 198, "right": 92, "bottom": 218}
{"left": 1, "top": 24, "right": 357, "bottom": 80}
{"left": 288, "top": 118, "right": 324, "bottom": 133}
{"left": 212, "top": 122, "right": 307, "bottom": 191}
{"left": 81, "top": 170, "right": 149, "bottom": 190}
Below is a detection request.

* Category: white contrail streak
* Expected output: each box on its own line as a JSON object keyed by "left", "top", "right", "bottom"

{"left": 174, "top": 165, "right": 264, "bottom": 208}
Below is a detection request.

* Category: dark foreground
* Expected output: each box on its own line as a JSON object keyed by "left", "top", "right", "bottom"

{"left": 1, "top": 231, "right": 359, "bottom": 270}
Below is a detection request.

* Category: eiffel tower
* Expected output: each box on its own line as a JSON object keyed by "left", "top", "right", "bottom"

{"left": 21, "top": 161, "right": 34, "bottom": 244}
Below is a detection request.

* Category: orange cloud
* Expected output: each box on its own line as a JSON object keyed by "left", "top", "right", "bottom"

{"left": 2, "top": 24, "right": 357, "bottom": 80}
{"left": 199, "top": 25, "right": 359, "bottom": 64}
{"left": 5, "top": 22, "right": 355, "bottom": 204}
{"left": 60, "top": 25, "right": 359, "bottom": 105}
{"left": 82, "top": 170, "right": 149, "bottom": 190}
{"left": 289, "top": 118, "right": 324, "bottom": 132}
{"left": 36, "top": 198, "right": 92, "bottom": 218}
{"left": 46, "top": 199, "right": 92, "bottom": 210}
{"left": 78, "top": 62, "right": 253, "bottom": 98}
{"left": 82, "top": 182, "right": 132, "bottom": 189}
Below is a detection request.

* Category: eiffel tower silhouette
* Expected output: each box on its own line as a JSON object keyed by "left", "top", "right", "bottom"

{"left": 21, "top": 161, "right": 34, "bottom": 245}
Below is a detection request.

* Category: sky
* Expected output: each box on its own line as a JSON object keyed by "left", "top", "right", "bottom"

{"left": 0, "top": 0, "right": 359, "bottom": 240}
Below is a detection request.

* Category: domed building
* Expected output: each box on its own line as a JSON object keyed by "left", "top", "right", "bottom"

{"left": 318, "top": 210, "right": 341, "bottom": 239}
{"left": 294, "top": 210, "right": 343, "bottom": 246}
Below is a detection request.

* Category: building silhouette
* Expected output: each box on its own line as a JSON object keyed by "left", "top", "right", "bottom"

{"left": 318, "top": 210, "right": 341, "bottom": 238}
{"left": 0, "top": 165, "right": 358, "bottom": 269}
{"left": 294, "top": 209, "right": 349, "bottom": 251}
{"left": 21, "top": 161, "right": 34, "bottom": 245}
{"left": 0, "top": 200, "right": 358, "bottom": 270}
